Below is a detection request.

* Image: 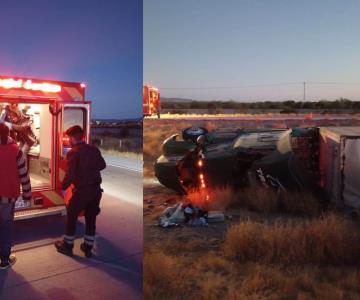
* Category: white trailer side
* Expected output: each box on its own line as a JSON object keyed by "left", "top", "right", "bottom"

{"left": 319, "top": 127, "right": 360, "bottom": 209}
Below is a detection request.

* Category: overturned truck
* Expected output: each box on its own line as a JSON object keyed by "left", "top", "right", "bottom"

{"left": 154, "top": 126, "right": 360, "bottom": 211}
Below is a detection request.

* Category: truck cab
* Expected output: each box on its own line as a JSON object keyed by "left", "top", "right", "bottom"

{"left": 143, "top": 84, "right": 160, "bottom": 118}
{"left": 0, "top": 76, "right": 91, "bottom": 220}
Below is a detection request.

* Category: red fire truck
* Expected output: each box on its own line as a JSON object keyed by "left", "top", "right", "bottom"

{"left": 143, "top": 84, "right": 160, "bottom": 118}
{"left": 0, "top": 75, "right": 90, "bottom": 220}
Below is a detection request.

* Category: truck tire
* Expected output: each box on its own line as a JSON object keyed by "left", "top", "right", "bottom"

{"left": 182, "top": 127, "right": 208, "bottom": 142}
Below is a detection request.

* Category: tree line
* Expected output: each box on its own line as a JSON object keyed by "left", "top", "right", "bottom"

{"left": 162, "top": 98, "right": 360, "bottom": 111}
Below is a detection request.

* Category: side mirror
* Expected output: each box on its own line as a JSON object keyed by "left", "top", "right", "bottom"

{"left": 196, "top": 135, "right": 206, "bottom": 145}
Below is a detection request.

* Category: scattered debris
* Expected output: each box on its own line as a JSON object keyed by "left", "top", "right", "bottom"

{"left": 208, "top": 211, "right": 225, "bottom": 223}
{"left": 159, "top": 202, "right": 225, "bottom": 228}
{"left": 188, "top": 217, "right": 208, "bottom": 227}
{"left": 159, "top": 203, "right": 185, "bottom": 227}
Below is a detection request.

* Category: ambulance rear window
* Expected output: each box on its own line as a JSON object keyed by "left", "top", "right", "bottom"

{"left": 63, "top": 107, "right": 86, "bottom": 132}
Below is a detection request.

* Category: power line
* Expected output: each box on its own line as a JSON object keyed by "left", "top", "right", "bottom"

{"left": 307, "top": 82, "right": 360, "bottom": 85}
{"left": 160, "top": 81, "right": 360, "bottom": 90}
{"left": 160, "top": 82, "right": 301, "bottom": 90}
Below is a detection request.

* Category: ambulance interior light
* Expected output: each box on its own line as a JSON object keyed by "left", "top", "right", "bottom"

{"left": 62, "top": 135, "right": 71, "bottom": 147}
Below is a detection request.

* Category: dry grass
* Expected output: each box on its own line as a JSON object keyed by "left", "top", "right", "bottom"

{"left": 144, "top": 118, "right": 360, "bottom": 299}
{"left": 148, "top": 184, "right": 320, "bottom": 219}
{"left": 231, "top": 187, "right": 321, "bottom": 216}
{"left": 144, "top": 248, "right": 180, "bottom": 299}
{"left": 281, "top": 191, "right": 321, "bottom": 216}
{"left": 235, "top": 187, "right": 279, "bottom": 213}
{"left": 144, "top": 185, "right": 360, "bottom": 300}
{"left": 144, "top": 247, "right": 360, "bottom": 300}
{"left": 149, "top": 112, "right": 360, "bottom": 119}
{"left": 224, "top": 213, "right": 360, "bottom": 265}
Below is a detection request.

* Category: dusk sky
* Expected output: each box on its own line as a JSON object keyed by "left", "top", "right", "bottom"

{"left": 0, "top": 0, "right": 142, "bottom": 119}
{"left": 144, "top": 0, "right": 360, "bottom": 101}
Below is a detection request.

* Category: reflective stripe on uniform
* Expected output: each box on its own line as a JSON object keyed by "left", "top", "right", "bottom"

{"left": 84, "top": 235, "right": 95, "bottom": 245}
{"left": 64, "top": 235, "right": 75, "bottom": 245}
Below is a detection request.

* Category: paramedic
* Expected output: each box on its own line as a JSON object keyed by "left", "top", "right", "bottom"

{"left": 0, "top": 104, "right": 37, "bottom": 154}
{"left": 55, "top": 125, "right": 106, "bottom": 258}
{"left": 0, "top": 123, "right": 32, "bottom": 269}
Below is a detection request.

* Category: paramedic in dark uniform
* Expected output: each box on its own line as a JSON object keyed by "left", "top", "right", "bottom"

{"left": 55, "top": 125, "right": 106, "bottom": 258}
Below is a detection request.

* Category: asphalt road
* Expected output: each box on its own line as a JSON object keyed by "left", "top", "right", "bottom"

{"left": 102, "top": 155, "right": 142, "bottom": 173}
{"left": 0, "top": 158, "right": 143, "bottom": 300}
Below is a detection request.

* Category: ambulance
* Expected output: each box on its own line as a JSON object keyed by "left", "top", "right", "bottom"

{"left": 0, "top": 75, "right": 90, "bottom": 220}
{"left": 143, "top": 84, "right": 160, "bottom": 118}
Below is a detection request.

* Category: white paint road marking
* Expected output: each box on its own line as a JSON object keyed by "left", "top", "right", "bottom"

{"left": 103, "top": 155, "right": 143, "bottom": 173}
{"left": 106, "top": 163, "right": 142, "bottom": 172}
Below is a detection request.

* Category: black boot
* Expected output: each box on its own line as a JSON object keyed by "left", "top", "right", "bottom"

{"left": 80, "top": 243, "right": 93, "bottom": 258}
{"left": 0, "top": 254, "right": 17, "bottom": 270}
{"left": 55, "top": 240, "right": 74, "bottom": 256}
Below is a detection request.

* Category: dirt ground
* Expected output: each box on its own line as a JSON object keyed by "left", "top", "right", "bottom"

{"left": 144, "top": 183, "right": 360, "bottom": 300}
{"left": 143, "top": 117, "right": 360, "bottom": 300}
{"left": 144, "top": 184, "right": 231, "bottom": 254}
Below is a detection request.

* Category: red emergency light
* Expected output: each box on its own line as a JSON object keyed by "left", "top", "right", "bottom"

{"left": 62, "top": 135, "right": 71, "bottom": 147}
{"left": 0, "top": 78, "right": 62, "bottom": 93}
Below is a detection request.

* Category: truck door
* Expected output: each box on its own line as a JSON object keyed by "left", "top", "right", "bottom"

{"left": 58, "top": 103, "right": 90, "bottom": 190}
{"left": 150, "top": 89, "right": 161, "bottom": 118}
{"left": 143, "top": 86, "right": 149, "bottom": 116}
{"left": 343, "top": 138, "right": 360, "bottom": 209}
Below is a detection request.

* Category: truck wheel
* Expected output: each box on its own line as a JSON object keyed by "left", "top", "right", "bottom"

{"left": 182, "top": 127, "right": 208, "bottom": 142}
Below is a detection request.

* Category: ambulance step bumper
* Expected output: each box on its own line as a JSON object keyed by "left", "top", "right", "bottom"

{"left": 15, "top": 206, "right": 66, "bottom": 221}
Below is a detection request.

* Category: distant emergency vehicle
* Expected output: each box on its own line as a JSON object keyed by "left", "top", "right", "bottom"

{"left": 0, "top": 75, "right": 90, "bottom": 220}
{"left": 143, "top": 85, "right": 160, "bottom": 118}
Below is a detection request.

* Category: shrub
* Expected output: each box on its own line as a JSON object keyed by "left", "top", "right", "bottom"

{"left": 232, "top": 187, "right": 279, "bottom": 213}
{"left": 144, "top": 248, "right": 180, "bottom": 300}
{"left": 280, "top": 191, "right": 321, "bottom": 216}
{"left": 233, "top": 187, "right": 321, "bottom": 216}
{"left": 224, "top": 213, "right": 360, "bottom": 265}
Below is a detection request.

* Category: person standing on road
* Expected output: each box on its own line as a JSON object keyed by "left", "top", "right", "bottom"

{"left": 0, "top": 123, "right": 32, "bottom": 269}
{"left": 55, "top": 125, "right": 106, "bottom": 258}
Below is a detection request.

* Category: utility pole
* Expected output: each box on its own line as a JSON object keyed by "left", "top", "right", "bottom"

{"left": 303, "top": 81, "right": 306, "bottom": 101}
